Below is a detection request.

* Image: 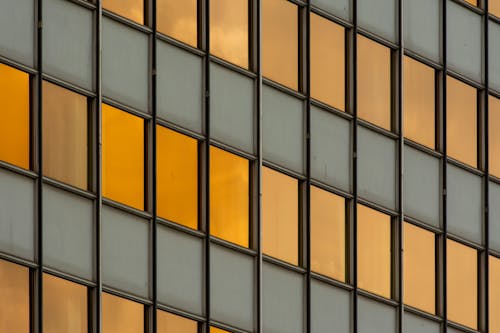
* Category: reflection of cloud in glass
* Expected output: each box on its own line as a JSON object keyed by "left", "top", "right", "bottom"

{"left": 102, "top": 0, "right": 144, "bottom": 24}
{"left": 158, "top": 0, "right": 197, "bottom": 47}
{"left": 0, "top": 260, "right": 30, "bottom": 333}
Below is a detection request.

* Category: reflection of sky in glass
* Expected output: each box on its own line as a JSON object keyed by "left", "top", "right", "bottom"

{"left": 0, "top": 260, "right": 29, "bottom": 333}
{"left": 103, "top": 293, "right": 144, "bottom": 333}
{"left": 102, "top": 0, "right": 143, "bottom": 24}
{"left": 158, "top": 0, "right": 197, "bottom": 47}
{"left": 158, "top": 310, "right": 198, "bottom": 333}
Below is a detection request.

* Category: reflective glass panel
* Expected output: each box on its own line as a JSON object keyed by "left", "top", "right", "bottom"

{"left": 357, "top": 34, "right": 391, "bottom": 130}
{"left": 0, "top": 63, "right": 30, "bottom": 169}
{"left": 157, "top": 310, "right": 197, "bottom": 333}
{"left": 490, "top": 95, "right": 500, "bottom": 178}
{"left": 357, "top": 204, "right": 391, "bottom": 298}
{"left": 157, "top": 126, "right": 198, "bottom": 229}
{"left": 0, "top": 259, "right": 29, "bottom": 333}
{"left": 311, "top": 13, "right": 345, "bottom": 111}
{"left": 310, "top": 186, "right": 345, "bottom": 281}
{"left": 447, "top": 239, "right": 478, "bottom": 330}
{"left": 210, "top": 0, "right": 249, "bottom": 68}
{"left": 43, "top": 81, "right": 88, "bottom": 190}
{"left": 446, "top": 76, "right": 477, "bottom": 168}
{"left": 490, "top": 255, "right": 500, "bottom": 333}
{"left": 403, "top": 56, "right": 435, "bottom": 149}
{"left": 102, "top": 104, "right": 144, "bottom": 210}
{"left": 102, "top": 293, "right": 144, "bottom": 333}
{"left": 492, "top": 0, "right": 500, "bottom": 18}
{"left": 43, "top": 274, "right": 87, "bottom": 333}
{"left": 262, "top": 166, "right": 298, "bottom": 265}
{"left": 157, "top": 0, "right": 197, "bottom": 47}
{"left": 403, "top": 222, "right": 435, "bottom": 314}
{"left": 211, "top": 327, "right": 230, "bottom": 333}
{"left": 210, "top": 146, "right": 249, "bottom": 247}
{"left": 262, "top": 0, "right": 298, "bottom": 90}
{"left": 102, "top": 0, "right": 143, "bottom": 24}
{"left": 465, "top": 0, "right": 477, "bottom": 6}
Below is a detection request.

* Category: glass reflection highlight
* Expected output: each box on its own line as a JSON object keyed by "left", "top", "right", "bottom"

{"left": 157, "top": 0, "right": 197, "bottom": 47}
{"left": 0, "top": 259, "right": 29, "bottom": 333}
{"left": 157, "top": 310, "right": 197, "bottom": 333}
{"left": 102, "top": 293, "right": 144, "bottom": 333}
{"left": 102, "top": 0, "right": 144, "bottom": 24}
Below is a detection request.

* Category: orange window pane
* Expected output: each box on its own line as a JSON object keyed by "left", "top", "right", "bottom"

{"left": 403, "top": 222, "right": 435, "bottom": 314}
{"left": 446, "top": 76, "right": 477, "bottom": 168}
{"left": 0, "top": 63, "right": 30, "bottom": 169}
{"left": 357, "top": 204, "right": 391, "bottom": 298}
{"left": 102, "top": 0, "right": 143, "bottom": 24}
{"left": 403, "top": 56, "right": 435, "bottom": 149}
{"left": 211, "top": 327, "right": 230, "bottom": 333}
{"left": 310, "top": 186, "right": 345, "bottom": 281}
{"left": 210, "top": 146, "right": 249, "bottom": 247}
{"left": 43, "top": 274, "right": 87, "bottom": 333}
{"left": 311, "top": 13, "right": 345, "bottom": 111}
{"left": 464, "top": 0, "right": 477, "bottom": 6}
{"left": 447, "top": 239, "right": 478, "bottom": 330}
{"left": 262, "top": 166, "right": 299, "bottom": 265}
{"left": 262, "top": 0, "right": 298, "bottom": 90}
{"left": 103, "top": 104, "right": 144, "bottom": 210}
{"left": 157, "top": 0, "right": 197, "bottom": 47}
{"left": 489, "top": 95, "right": 500, "bottom": 178}
{"left": 0, "top": 259, "right": 29, "bottom": 333}
{"left": 490, "top": 256, "right": 500, "bottom": 333}
{"left": 102, "top": 293, "right": 144, "bottom": 333}
{"left": 157, "top": 126, "right": 198, "bottom": 229}
{"left": 210, "top": 0, "right": 249, "bottom": 69}
{"left": 42, "top": 81, "right": 88, "bottom": 190}
{"left": 491, "top": 0, "right": 500, "bottom": 18}
{"left": 157, "top": 310, "right": 197, "bottom": 333}
{"left": 357, "top": 35, "right": 391, "bottom": 130}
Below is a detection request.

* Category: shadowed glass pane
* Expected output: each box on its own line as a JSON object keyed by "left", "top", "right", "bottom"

{"left": 490, "top": 95, "right": 500, "bottom": 178}
{"left": 102, "top": 0, "right": 143, "bottom": 24}
{"left": 157, "top": 0, "right": 197, "bottom": 47}
{"left": 102, "top": 293, "right": 144, "bottom": 333}
{"left": 157, "top": 310, "right": 197, "bottom": 333}
{"left": 0, "top": 259, "right": 29, "bottom": 333}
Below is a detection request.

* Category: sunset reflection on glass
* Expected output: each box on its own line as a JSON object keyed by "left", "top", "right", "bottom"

{"left": 489, "top": 95, "right": 500, "bottom": 178}
{"left": 102, "top": 0, "right": 143, "bottom": 24}
{"left": 103, "top": 293, "right": 144, "bottom": 333}
{"left": 157, "top": 310, "right": 198, "bottom": 333}
{"left": 0, "top": 259, "right": 29, "bottom": 333}
{"left": 157, "top": 0, "right": 197, "bottom": 47}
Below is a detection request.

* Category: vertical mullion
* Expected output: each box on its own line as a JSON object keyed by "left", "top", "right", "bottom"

{"left": 305, "top": 1, "right": 311, "bottom": 333}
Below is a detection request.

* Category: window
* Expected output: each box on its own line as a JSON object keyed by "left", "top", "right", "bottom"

{"left": 310, "top": 13, "right": 345, "bottom": 111}
{"left": 492, "top": 0, "right": 500, "bottom": 18}
{"left": 262, "top": 166, "right": 299, "bottom": 265}
{"left": 102, "top": 292, "right": 144, "bottom": 333}
{"left": 211, "top": 327, "right": 230, "bottom": 333}
{"left": 446, "top": 76, "right": 477, "bottom": 168}
{"left": 210, "top": 0, "right": 249, "bottom": 69}
{"left": 403, "top": 222, "right": 435, "bottom": 314}
{"left": 447, "top": 239, "right": 478, "bottom": 330}
{"left": 0, "top": 63, "right": 30, "bottom": 170}
{"left": 42, "top": 81, "right": 88, "bottom": 190}
{"left": 43, "top": 274, "right": 87, "bottom": 333}
{"left": 262, "top": 0, "right": 298, "bottom": 90}
{"left": 210, "top": 146, "right": 249, "bottom": 247}
{"left": 0, "top": 259, "right": 29, "bottom": 333}
{"left": 403, "top": 56, "right": 435, "bottom": 149}
{"left": 464, "top": 0, "right": 477, "bottom": 6}
{"left": 102, "top": 0, "right": 144, "bottom": 24}
{"left": 157, "top": 310, "right": 197, "bottom": 333}
{"left": 357, "top": 204, "right": 391, "bottom": 298}
{"left": 157, "top": 0, "right": 197, "bottom": 47}
{"left": 490, "top": 95, "right": 500, "bottom": 178}
{"left": 157, "top": 126, "right": 198, "bottom": 229}
{"left": 490, "top": 255, "right": 500, "bottom": 333}
{"left": 357, "top": 35, "right": 391, "bottom": 131}
{"left": 102, "top": 104, "right": 144, "bottom": 210}
{"left": 310, "top": 186, "right": 346, "bottom": 281}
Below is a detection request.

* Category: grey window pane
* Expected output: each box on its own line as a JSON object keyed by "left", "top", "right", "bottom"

{"left": 157, "top": 41, "right": 203, "bottom": 133}
{"left": 311, "top": 0, "right": 350, "bottom": 21}
{"left": 490, "top": 20, "right": 500, "bottom": 92}
{"left": 404, "top": 0, "right": 441, "bottom": 62}
{"left": 358, "top": 0, "right": 397, "bottom": 42}
{"left": 489, "top": 181, "right": 500, "bottom": 252}
{"left": 358, "top": 296, "right": 397, "bottom": 333}
{"left": 43, "top": 185, "right": 93, "bottom": 280}
{"left": 0, "top": 0, "right": 34, "bottom": 67}
{"left": 43, "top": 0, "right": 93, "bottom": 90}
{"left": 311, "top": 280, "right": 350, "bottom": 333}
{"left": 404, "top": 312, "right": 440, "bottom": 333}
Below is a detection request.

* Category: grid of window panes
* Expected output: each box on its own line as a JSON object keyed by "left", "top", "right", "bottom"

{"left": 0, "top": 0, "right": 500, "bottom": 333}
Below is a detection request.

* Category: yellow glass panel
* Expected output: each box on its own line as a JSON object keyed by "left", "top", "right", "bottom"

{"left": 447, "top": 239, "right": 478, "bottom": 330}
{"left": 357, "top": 35, "right": 391, "bottom": 130}
{"left": 211, "top": 327, "right": 230, "bottom": 333}
{"left": 311, "top": 13, "right": 345, "bottom": 111}
{"left": 447, "top": 76, "right": 477, "bottom": 168}
{"left": 103, "top": 104, "right": 144, "bottom": 210}
{"left": 210, "top": 146, "right": 249, "bottom": 247}
{"left": 464, "top": 0, "right": 477, "bottom": 6}
{"left": 403, "top": 56, "right": 435, "bottom": 149}
{"left": 403, "top": 222, "right": 435, "bottom": 314}
{"left": 210, "top": 0, "right": 249, "bottom": 69}
{"left": 489, "top": 95, "right": 500, "bottom": 178}
{"left": 157, "top": 126, "right": 198, "bottom": 229}
{"left": 310, "top": 186, "right": 345, "bottom": 281}
{"left": 357, "top": 204, "right": 391, "bottom": 298}
{"left": 42, "top": 81, "right": 88, "bottom": 190}
{"left": 0, "top": 259, "right": 29, "bottom": 333}
{"left": 157, "top": 310, "right": 197, "bottom": 333}
{"left": 262, "top": 166, "right": 298, "bottom": 265}
{"left": 490, "top": 255, "right": 500, "bottom": 333}
{"left": 43, "top": 274, "right": 87, "bottom": 333}
{"left": 262, "top": 0, "right": 298, "bottom": 90}
{"left": 491, "top": 0, "right": 500, "bottom": 18}
{"left": 102, "top": 0, "right": 143, "bottom": 24}
{"left": 102, "top": 293, "right": 143, "bottom": 333}
{"left": 157, "top": 0, "right": 197, "bottom": 47}
{"left": 0, "top": 63, "right": 30, "bottom": 169}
